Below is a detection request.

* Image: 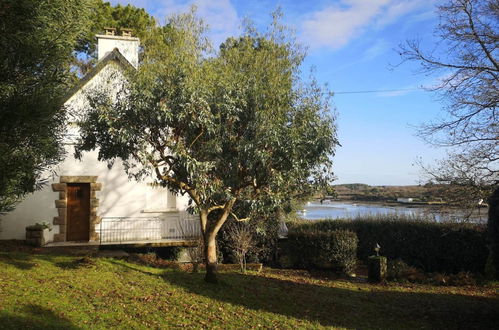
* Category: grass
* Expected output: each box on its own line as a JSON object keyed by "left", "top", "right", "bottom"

{"left": 0, "top": 250, "right": 498, "bottom": 329}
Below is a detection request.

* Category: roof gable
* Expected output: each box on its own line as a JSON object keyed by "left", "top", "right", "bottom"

{"left": 64, "top": 48, "right": 136, "bottom": 103}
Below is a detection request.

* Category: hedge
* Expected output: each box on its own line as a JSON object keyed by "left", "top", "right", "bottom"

{"left": 281, "top": 229, "right": 358, "bottom": 274}
{"left": 488, "top": 187, "right": 499, "bottom": 279}
{"left": 288, "top": 218, "right": 488, "bottom": 274}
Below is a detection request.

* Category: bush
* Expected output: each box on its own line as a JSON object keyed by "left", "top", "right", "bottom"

{"left": 387, "top": 259, "right": 424, "bottom": 282}
{"left": 387, "top": 259, "right": 477, "bottom": 286}
{"left": 155, "top": 246, "right": 184, "bottom": 260}
{"left": 104, "top": 246, "right": 184, "bottom": 261}
{"left": 282, "top": 229, "right": 358, "bottom": 274}
{"left": 225, "top": 222, "right": 258, "bottom": 272}
{"left": 288, "top": 217, "right": 488, "bottom": 274}
{"left": 218, "top": 216, "right": 280, "bottom": 265}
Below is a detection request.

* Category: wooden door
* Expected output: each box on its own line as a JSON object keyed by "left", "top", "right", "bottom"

{"left": 67, "top": 183, "right": 90, "bottom": 241}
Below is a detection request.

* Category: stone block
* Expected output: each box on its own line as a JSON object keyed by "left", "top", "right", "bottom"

{"left": 26, "top": 238, "right": 41, "bottom": 247}
{"left": 52, "top": 183, "right": 66, "bottom": 192}
{"left": 60, "top": 176, "right": 98, "bottom": 183}
{"left": 368, "top": 256, "right": 387, "bottom": 283}
{"left": 90, "top": 183, "right": 102, "bottom": 191}
{"left": 53, "top": 233, "right": 65, "bottom": 242}
{"left": 55, "top": 199, "right": 66, "bottom": 208}
{"left": 26, "top": 225, "right": 42, "bottom": 231}
{"left": 59, "top": 191, "right": 66, "bottom": 199}
{"left": 90, "top": 232, "right": 100, "bottom": 241}
{"left": 58, "top": 224, "right": 66, "bottom": 234}
{"left": 53, "top": 217, "right": 65, "bottom": 225}
{"left": 90, "top": 199, "right": 99, "bottom": 208}
{"left": 26, "top": 230, "right": 42, "bottom": 239}
{"left": 92, "top": 216, "right": 102, "bottom": 225}
{"left": 57, "top": 209, "right": 66, "bottom": 222}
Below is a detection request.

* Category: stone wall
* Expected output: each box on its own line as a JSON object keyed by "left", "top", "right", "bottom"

{"left": 51, "top": 176, "right": 102, "bottom": 242}
{"left": 25, "top": 225, "right": 47, "bottom": 247}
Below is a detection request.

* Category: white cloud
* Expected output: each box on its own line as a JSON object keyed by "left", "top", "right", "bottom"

{"left": 111, "top": 0, "right": 240, "bottom": 47}
{"left": 362, "top": 39, "right": 391, "bottom": 61}
{"left": 300, "top": 0, "right": 432, "bottom": 50}
{"left": 375, "top": 0, "right": 423, "bottom": 27}
{"left": 195, "top": 0, "right": 240, "bottom": 47}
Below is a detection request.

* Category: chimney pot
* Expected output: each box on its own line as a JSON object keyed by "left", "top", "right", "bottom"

{"left": 121, "top": 28, "right": 133, "bottom": 37}
{"left": 104, "top": 27, "right": 116, "bottom": 36}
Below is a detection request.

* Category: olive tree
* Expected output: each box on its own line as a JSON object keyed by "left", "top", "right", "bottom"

{"left": 77, "top": 12, "right": 338, "bottom": 282}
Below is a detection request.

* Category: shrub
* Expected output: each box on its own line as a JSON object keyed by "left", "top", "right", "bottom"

{"left": 283, "top": 229, "right": 358, "bottom": 274}
{"left": 288, "top": 216, "right": 488, "bottom": 274}
{"left": 185, "top": 236, "right": 205, "bottom": 273}
{"left": 387, "top": 260, "right": 477, "bottom": 286}
{"left": 387, "top": 259, "right": 422, "bottom": 282}
{"left": 448, "top": 271, "right": 476, "bottom": 286}
{"left": 225, "top": 222, "right": 257, "bottom": 272}
{"left": 219, "top": 216, "right": 280, "bottom": 265}
{"left": 112, "top": 246, "right": 184, "bottom": 261}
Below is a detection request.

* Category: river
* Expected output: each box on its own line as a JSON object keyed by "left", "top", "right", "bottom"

{"left": 298, "top": 201, "right": 487, "bottom": 223}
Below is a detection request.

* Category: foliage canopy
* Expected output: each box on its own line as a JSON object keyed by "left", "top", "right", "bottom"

{"left": 0, "top": 0, "right": 91, "bottom": 213}
{"left": 77, "top": 11, "right": 338, "bottom": 281}
{"left": 75, "top": 0, "right": 156, "bottom": 74}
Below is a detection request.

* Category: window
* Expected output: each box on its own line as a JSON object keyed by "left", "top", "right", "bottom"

{"left": 144, "top": 183, "right": 177, "bottom": 212}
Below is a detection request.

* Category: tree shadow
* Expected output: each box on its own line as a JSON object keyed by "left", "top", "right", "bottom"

{"left": 0, "top": 304, "right": 81, "bottom": 329}
{"left": 0, "top": 253, "right": 37, "bottom": 270}
{"left": 0, "top": 252, "right": 97, "bottom": 271}
{"left": 162, "top": 271, "right": 499, "bottom": 329}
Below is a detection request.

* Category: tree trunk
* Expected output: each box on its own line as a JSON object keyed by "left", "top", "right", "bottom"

{"left": 204, "top": 232, "right": 218, "bottom": 283}
{"left": 488, "top": 186, "right": 499, "bottom": 279}
{"left": 199, "top": 201, "right": 235, "bottom": 283}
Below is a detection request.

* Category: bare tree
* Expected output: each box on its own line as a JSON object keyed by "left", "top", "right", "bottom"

{"left": 400, "top": 0, "right": 498, "bottom": 188}
{"left": 226, "top": 222, "right": 257, "bottom": 273}
{"left": 186, "top": 236, "right": 205, "bottom": 273}
{"left": 178, "top": 221, "right": 205, "bottom": 273}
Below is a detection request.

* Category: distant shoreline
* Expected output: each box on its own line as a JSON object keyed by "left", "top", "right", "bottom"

{"left": 315, "top": 198, "right": 488, "bottom": 209}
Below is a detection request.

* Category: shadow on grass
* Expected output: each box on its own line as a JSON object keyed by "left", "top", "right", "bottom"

{"left": 54, "top": 257, "right": 96, "bottom": 270}
{"left": 0, "top": 304, "right": 81, "bottom": 330}
{"left": 0, "top": 253, "right": 37, "bottom": 270}
{"left": 162, "top": 271, "right": 499, "bottom": 329}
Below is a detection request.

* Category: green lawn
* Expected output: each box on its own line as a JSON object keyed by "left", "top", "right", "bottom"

{"left": 0, "top": 251, "right": 498, "bottom": 329}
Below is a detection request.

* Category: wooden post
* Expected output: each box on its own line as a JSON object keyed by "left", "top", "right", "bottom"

{"left": 368, "top": 256, "right": 387, "bottom": 283}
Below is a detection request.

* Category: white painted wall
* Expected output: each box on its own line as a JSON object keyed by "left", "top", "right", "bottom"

{"left": 97, "top": 34, "right": 139, "bottom": 68}
{"left": 0, "top": 143, "right": 192, "bottom": 240}
{"left": 0, "top": 46, "right": 192, "bottom": 241}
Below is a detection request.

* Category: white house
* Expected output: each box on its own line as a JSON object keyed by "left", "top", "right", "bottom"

{"left": 397, "top": 198, "right": 414, "bottom": 203}
{"left": 0, "top": 30, "right": 200, "bottom": 246}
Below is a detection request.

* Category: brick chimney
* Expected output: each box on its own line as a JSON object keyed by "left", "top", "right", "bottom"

{"left": 96, "top": 28, "right": 139, "bottom": 68}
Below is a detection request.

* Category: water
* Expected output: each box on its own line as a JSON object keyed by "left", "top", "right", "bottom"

{"left": 298, "top": 201, "right": 486, "bottom": 222}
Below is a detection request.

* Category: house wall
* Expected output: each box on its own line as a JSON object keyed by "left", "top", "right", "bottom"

{"left": 0, "top": 56, "right": 191, "bottom": 242}
{"left": 0, "top": 144, "right": 190, "bottom": 241}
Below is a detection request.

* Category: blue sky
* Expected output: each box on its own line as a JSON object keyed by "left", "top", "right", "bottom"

{"left": 111, "top": 0, "right": 448, "bottom": 186}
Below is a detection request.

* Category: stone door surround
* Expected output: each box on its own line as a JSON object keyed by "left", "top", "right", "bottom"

{"left": 51, "top": 176, "right": 102, "bottom": 242}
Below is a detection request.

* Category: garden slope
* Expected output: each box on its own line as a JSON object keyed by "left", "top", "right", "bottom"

{"left": 0, "top": 252, "right": 498, "bottom": 329}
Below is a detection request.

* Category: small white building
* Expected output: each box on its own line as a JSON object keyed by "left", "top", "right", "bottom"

{"left": 0, "top": 30, "right": 200, "bottom": 246}
{"left": 397, "top": 198, "right": 415, "bottom": 203}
